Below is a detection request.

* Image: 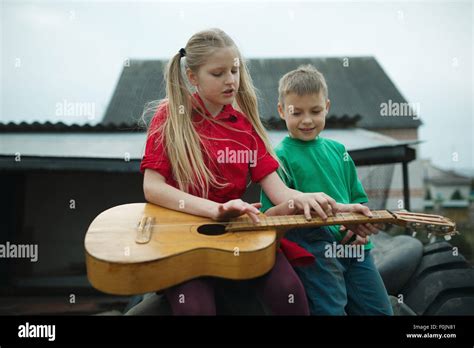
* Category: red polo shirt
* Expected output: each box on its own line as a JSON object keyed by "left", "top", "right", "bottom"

{"left": 140, "top": 93, "right": 279, "bottom": 203}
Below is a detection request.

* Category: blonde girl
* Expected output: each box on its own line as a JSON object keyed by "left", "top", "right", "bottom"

{"left": 141, "top": 28, "right": 367, "bottom": 315}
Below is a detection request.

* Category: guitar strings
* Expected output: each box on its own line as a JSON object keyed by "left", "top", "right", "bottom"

{"left": 134, "top": 212, "right": 452, "bottom": 231}
{"left": 140, "top": 218, "right": 394, "bottom": 229}
{"left": 139, "top": 211, "right": 395, "bottom": 227}
{"left": 138, "top": 219, "right": 452, "bottom": 234}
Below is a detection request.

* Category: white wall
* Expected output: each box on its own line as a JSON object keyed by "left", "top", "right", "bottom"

{"left": 427, "top": 184, "right": 471, "bottom": 202}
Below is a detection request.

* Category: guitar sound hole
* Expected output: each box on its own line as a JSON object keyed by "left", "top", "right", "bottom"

{"left": 197, "top": 224, "right": 227, "bottom": 236}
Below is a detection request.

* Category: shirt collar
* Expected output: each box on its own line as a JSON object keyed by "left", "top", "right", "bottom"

{"left": 192, "top": 92, "right": 237, "bottom": 122}
{"left": 283, "top": 135, "right": 320, "bottom": 147}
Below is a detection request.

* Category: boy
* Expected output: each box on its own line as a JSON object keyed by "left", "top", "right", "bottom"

{"left": 260, "top": 65, "right": 393, "bottom": 315}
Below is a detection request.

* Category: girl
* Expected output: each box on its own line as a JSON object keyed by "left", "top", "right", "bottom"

{"left": 140, "top": 28, "right": 370, "bottom": 315}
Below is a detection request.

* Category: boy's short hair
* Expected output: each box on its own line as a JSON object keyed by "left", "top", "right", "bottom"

{"left": 278, "top": 64, "right": 328, "bottom": 105}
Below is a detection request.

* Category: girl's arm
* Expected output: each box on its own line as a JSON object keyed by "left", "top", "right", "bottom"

{"left": 259, "top": 172, "right": 337, "bottom": 219}
{"left": 144, "top": 169, "right": 261, "bottom": 223}
{"left": 259, "top": 172, "right": 372, "bottom": 220}
{"left": 258, "top": 171, "right": 298, "bottom": 204}
{"left": 264, "top": 191, "right": 337, "bottom": 219}
{"left": 264, "top": 201, "right": 294, "bottom": 217}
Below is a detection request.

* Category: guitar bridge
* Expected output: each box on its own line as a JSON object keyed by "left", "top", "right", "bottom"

{"left": 136, "top": 216, "right": 154, "bottom": 244}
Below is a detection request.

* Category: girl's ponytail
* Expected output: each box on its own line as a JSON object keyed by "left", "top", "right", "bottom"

{"left": 146, "top": 28, "right": 284, "bottom": 198}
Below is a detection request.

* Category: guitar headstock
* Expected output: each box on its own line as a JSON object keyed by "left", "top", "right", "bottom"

{"left": 390, "top": 210, "right": 458, "bottom": 240}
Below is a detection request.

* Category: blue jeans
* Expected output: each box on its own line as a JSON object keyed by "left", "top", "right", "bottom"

{"left": 286, "top": 227, "right": 393, "bottom": 316}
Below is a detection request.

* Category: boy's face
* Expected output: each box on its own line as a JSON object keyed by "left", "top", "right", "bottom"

{"left": 278, "top": 92, "right": 330, "bottom": 141}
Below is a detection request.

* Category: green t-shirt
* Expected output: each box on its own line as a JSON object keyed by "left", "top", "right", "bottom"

{"left": 260, "top": 135, "right": 373, "bottom": 250}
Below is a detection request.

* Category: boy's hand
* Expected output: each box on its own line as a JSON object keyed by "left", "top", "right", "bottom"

{"left": 337, "top": 204, "right": 381, "bottom": 237}
{"left": 340, "top": 224, "right": 380, "bottom": 239}
{"left": 341, "top": 229, "right": 369, "bottom": 245}
{"left": 292, "top": 192, "right": 339, "bottom": 220}
{"left": 213, "top": 199, "right": 261, "bottom": 223}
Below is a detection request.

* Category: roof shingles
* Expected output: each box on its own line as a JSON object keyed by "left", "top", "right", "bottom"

{"left": 1, "top": 57, "right": 421, "bottom": 133}
{"left": 102, "top": 56, "right": 421, "bottom": 130}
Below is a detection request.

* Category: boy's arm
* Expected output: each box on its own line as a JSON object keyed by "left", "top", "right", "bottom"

{"left": 341, "top": 148, "right": 380, "bottom": 237}
{"left": 342, "top": 146, "right": 369, "bottom": 204}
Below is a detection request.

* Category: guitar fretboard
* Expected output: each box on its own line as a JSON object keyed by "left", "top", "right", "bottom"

{"left": 225, "top": 210, "right": 395, "bottom": 232}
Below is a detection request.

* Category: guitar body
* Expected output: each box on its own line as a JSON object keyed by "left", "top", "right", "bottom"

{"left": 85, "top": 203, "right": 278, "bottom": 295}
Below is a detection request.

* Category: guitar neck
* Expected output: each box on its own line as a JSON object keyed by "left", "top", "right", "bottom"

{"left": 225, "top": 210, "right": 397, "bottom": 232}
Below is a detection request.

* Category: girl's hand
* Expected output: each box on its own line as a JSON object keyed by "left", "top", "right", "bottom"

{"left": 335, "top": 203, "right": 373, "bottom": 218}
{"left": 292, "top": 192, "right": 339, "bottom": 220}
{"left": 213, "top": 199, "right": 262, "bottom": 224}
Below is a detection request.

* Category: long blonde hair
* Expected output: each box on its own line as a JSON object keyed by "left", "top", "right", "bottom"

{"left": 144, "top": 28, "right": 280, "bottom": 198}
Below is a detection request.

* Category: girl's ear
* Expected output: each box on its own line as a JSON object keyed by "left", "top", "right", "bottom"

{"left": 186, "top": 68, "right": 198, "bottom": 87}
{"left": 277, "top": 102, "right": 285, "bottom": 120}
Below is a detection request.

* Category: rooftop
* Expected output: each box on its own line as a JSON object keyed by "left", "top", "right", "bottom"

{"left": 102, "top": 57, "right": 422, "bottom": 130}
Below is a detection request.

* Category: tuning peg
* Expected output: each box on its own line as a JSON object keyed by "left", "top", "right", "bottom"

{"left": 408, "top": 222, "right": 423, "bottom": 231}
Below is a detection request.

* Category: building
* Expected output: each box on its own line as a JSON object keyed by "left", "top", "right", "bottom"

{"left": 0, "top": 56, "right": 420, "bottom": 311}
{"left": 103, "top": 56, "right": 424, "bottom": 211}
{"left": 423, "top": 160, "right": 472, "bottom": 209}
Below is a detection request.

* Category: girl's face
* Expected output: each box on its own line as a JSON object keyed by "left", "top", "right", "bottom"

{"left": 187, "top": 47, "right": 240, "bottom": 117}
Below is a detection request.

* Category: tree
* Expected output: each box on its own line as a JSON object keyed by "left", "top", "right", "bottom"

{"left": 425, "top": 189, "right": 432, "bottom": 200}
{"left": 451, "top": 189, "right": 464, "bottom": 200}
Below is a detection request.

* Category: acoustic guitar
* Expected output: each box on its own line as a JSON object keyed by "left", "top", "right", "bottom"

{"left": 84, "top": 203, "right": 457, "bottom": 295}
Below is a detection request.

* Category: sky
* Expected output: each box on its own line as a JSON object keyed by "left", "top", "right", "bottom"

{"left": 1, "top": 0, "right": 473, "bottom": 173}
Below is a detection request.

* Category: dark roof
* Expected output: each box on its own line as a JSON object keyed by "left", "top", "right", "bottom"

{"left": 0, "top": 115, "right": 360, "bottom": 133}
{"left": 0, "top": 121, "right": 145, "bottom": 133}
{"left": 102, "top": 57, "right": 421, "bottom": 130}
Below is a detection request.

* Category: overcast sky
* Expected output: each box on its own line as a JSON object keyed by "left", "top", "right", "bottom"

{"left": 1, "top": 0, "right": 473, "bottom": 172}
